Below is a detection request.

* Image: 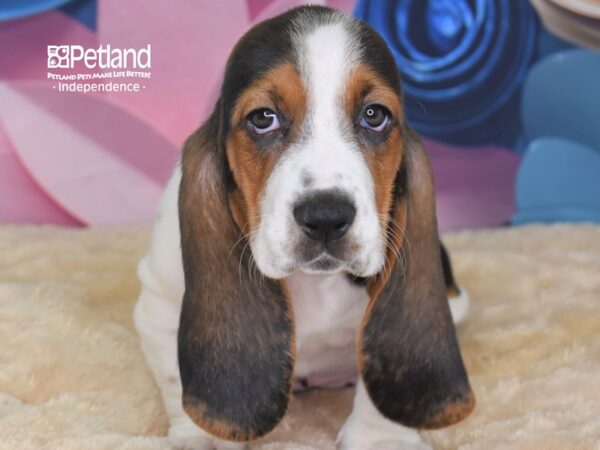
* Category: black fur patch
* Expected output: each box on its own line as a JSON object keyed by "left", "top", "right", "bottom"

{"left": 440, "top": 242, "right": 460, "bottom": 294}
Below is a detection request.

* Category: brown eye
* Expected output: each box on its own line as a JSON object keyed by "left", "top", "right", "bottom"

{"left": 248, "top": 108, "right": 280, "bottom": 134}
{"left": 360, "top": 104, "right": 389, "bottom": 131}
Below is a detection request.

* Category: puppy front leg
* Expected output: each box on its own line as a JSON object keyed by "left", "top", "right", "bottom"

{"left": 134, "top": 285, "right": 245, "bottom": 450}
{"left": 337, "top": 379, "right": 431, "bottom": 450}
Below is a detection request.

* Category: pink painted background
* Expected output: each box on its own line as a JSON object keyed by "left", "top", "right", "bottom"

{"left": 0, "top": 0, "right": 519, "bottom": 231}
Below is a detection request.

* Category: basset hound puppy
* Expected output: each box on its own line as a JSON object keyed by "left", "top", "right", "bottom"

{"left": 134, "top": 6, "right": 475, "bottom": 449}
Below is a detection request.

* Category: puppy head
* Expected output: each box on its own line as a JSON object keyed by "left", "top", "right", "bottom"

{"left": 222, "top": 7, "right": 405, "bottom": 279}
{"left": 178, "top": 5, "right": 474, "bottom": 442}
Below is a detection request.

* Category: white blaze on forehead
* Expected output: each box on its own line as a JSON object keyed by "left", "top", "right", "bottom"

{"left": 292, "top": 20, "right": 367, "bottom": 188}
{"left": 299, "top": 21, "right": 360, "bottom": 129}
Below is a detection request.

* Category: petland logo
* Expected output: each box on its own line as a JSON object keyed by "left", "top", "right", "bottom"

{"left": 48, "top": 44, "right": 151, "bottom": 69}
{"left": 47, "top": 44, "right": 152, "bottom": 93}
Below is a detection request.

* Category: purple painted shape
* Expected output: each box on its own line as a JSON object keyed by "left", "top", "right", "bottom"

{"left": 251, "top": 0, "right": 324, "bottom": 21}
{"left": 328, "top": 0, "right": 355, "bottom": 13}
{"left": 0, "top": 82, "right": 176, "bottom": 225}
{"left": 247, "top": 0, "right": 278, "bottom": 20}
{"left": 247, "top": 0, "right": 354, "bottom": 23}
{"left": 424, "top": 138, "right": 521, "bottom": 232}
{"left": 0, "top": 125, "right": 80, "bottom": 225}
{"left": 0, "top": 11, "right": 97, "bottom": 80}
{"left": 14, "top": 84, "right": 176, "bottom": 186}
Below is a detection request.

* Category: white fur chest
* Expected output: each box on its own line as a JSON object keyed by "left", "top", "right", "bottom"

{"left": 285, "top": 271, "right": 369, "bottom": 388}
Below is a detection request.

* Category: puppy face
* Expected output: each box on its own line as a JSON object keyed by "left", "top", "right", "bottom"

{"left": 223, "top": 9, "right": 404, "bottom": 279}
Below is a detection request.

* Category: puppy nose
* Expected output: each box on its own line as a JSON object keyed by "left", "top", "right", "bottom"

{"left": 293, "top": 192, "right": 356, "bottom": 242}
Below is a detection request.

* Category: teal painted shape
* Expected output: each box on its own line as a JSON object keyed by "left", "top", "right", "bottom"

{"left": 522, "top": 49, "right": 600, "bottom": 152}
{"left": 513, "top": 137, "right": 600, "bottom": 224}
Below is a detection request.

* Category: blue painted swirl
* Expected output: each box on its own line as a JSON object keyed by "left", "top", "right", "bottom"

{"left": 354, "top": 0, "right": 540, "bottom": 146}
{"left": 0, "top": 0, "right": 75, "bottom": 21}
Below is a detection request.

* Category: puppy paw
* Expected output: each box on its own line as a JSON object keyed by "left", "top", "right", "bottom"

{"left": 168, "top": 416, "right": 246, "bottom": 450}
{"left": 337, "top": 438, "right": 431, "bottom": 450}
{"left": 449, "top": 285, "right": 470, "bottom": 325}
{"left": 336, "top": 419, "right": 431, "bottom": 450}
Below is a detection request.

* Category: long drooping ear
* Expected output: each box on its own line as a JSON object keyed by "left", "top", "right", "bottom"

{"left": 177, "top": 114, "right": 294, "bottom": 442}
{"left": 359, "top": 128, "right": 475, "bottom": 429}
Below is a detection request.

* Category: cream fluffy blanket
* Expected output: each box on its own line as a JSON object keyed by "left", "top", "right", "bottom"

{"left": 0, "top": 225, "right": 598, "bottom": 450}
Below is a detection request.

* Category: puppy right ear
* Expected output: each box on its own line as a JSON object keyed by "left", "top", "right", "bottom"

{"left": 177, "top": 113, "right": 295, "bottom": 442}
{"left": 360, "top": 130, "right": 474, "bottom": 429}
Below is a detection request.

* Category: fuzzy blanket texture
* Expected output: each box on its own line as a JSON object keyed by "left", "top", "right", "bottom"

{"left": 0, "top": 224, "right": 598, "bottom": 450}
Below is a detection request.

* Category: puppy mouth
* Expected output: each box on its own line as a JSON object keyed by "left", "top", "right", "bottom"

{"left": 275, "top": 236, "right": 375, "bottom": 277}
{"left": 301, "top": 252, "right": 344, "bottom": 274}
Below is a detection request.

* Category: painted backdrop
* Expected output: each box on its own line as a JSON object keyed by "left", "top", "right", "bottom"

{"left": 1, "top": 0, "right": 599, "bottom": 230}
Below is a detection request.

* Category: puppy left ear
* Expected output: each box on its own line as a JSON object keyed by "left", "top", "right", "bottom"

{"left": 360, "top": 128, "right": 475, "bottom": 429}
{"left": 177, "top": 118, "right": 294, "bottom": 442}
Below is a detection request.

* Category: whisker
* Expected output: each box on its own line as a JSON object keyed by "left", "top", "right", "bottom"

{"left": 238, "top": 235, "right": 254, "bottom": 287}
{"left": 377, "top": 212, "right": 409, "bottom": 279}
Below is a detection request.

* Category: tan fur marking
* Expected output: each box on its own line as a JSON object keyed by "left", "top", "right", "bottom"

{"left": 447, "top": 284, "right": 461, "bottom": 298}
{"left": 420, "top": 391, "right": 476, "bottom": 429}
{"left": 182, "top": 401, "right": 254, "bottom": 441}
{"left": 343, "top": 64, "right": 405, "bottom": 234}
{"left": 227, "top": 63, "right": 307, "bottom": 231}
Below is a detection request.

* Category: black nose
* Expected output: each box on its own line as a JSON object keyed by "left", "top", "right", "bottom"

{"left": 293, "top": 192, "right": 356, "bottom": 242}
